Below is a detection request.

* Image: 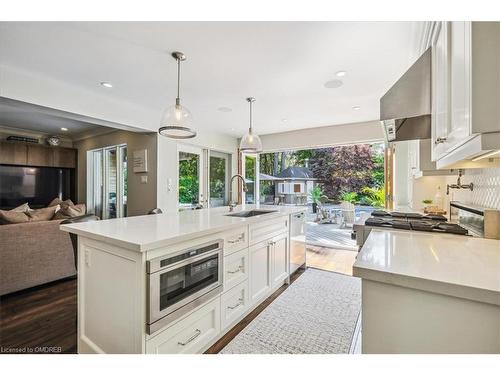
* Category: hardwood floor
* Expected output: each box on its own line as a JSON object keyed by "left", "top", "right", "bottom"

{"left": 205, "top": 268, "right": 305, "bottom": 354}
{"left": 0, "top": 277, "right": 77, "bottom": 354}
{"left": 0, "top": 270, "right": 306, "bottom": 355}
{"left": 306, "top": 245, "right": 358, "bottom": 275}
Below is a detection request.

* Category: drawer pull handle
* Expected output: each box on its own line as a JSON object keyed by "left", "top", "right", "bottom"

{"left": 268, "top": 240, "right": 276, "bottom": 246}
{"left": 178, "top": 329, "right": 201, "bottom": 346}
{"left": 228, "top": 265, "right": 243, "bottom": 274}
{"left": 228, "top": 235, "right": 244, "bottom": 244}
{"left": 227, "top": 298, "right": 244, "bottom": 310}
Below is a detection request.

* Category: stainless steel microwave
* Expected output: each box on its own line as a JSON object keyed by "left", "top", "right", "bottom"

{"left": 146, "top": 239, "right": 223, "bottom": 334}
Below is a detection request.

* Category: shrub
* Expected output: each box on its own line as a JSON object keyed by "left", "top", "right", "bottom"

{"left": 309, "top": 186, "right": 323, "bottom": 204}
{"left": 341, "top": 191, "right": 358, "bottom": 203}
{"left": 361, "top": 186, "right": 385, "bottom": 207}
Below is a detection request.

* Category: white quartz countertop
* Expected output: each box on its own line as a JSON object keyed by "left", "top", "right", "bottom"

{"left": 60, "top": 205, "right": 306, "bottom": 252}
{"left": 353, "top": 229, "right": 500, "bottom": 306}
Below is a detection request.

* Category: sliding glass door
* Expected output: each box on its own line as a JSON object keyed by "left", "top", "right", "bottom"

{"left": 178, "top": 145, "right": 203, "bottom": 210}
{"left": 241, "top": 153, "right": 259, "bottom": 204}
{"left": 209, "top": 151, "right": 230, "bottom": 207}
{"left": 87, "top": 144, "right": 127, "bottom": 219}
{"left": 177, "top": 145, "right": 232, "bottom": 210}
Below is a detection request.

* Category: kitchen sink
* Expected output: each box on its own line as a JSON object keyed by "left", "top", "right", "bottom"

{"left": 225, "top": 209, "right": 277, "bottom": 218}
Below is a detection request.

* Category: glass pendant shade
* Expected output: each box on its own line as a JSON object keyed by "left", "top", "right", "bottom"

{"left": 239, "top": 97, "right": 262, "bottom": 153}
{"left": 159, "top": 101, "right": 196, "bottom": 139}
{"left": 158, "top": 51, "right": 196, "bottom": 139}
{"left": 239, "top": 129, "right": 262, "bottom": 153}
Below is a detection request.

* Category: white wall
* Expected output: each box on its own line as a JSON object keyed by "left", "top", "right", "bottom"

{"left": 259, "top": 120, "right": 384, "bottom": 152}
{"left": 393, "top": 141, "right": 410, "bottom": 208}
{"left": 156, "top": 130, "right": 239, "bottom": 213}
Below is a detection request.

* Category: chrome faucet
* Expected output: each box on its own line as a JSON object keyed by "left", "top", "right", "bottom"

{"left": 446, "top": 169, "right": 474, "bottom": 195}
{"left": 228, "top": 174, "right": 248, "bottom": 211}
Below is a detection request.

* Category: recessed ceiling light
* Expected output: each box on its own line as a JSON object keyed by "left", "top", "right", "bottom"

{"left": 100, "top": 82, "right": 113, "bottom": 88}
{"left": 353, "top": 106, "right": 361, "bottom": 110}
{"left": 231, "top": 127, "right": 235, "bottom": 131}
{"left": 336, "top": 71, "right": 347, "bottom": 77}
{"left": 281, "top": 118, "right": 288, "bottom": 123}
{"left": 61, "top": 127, "right": 68, "bottom": 131}
{"left": 324, "top": 79, "right": 343, "bottom": 89}
{"left": 218, "top": 107, "right": 232, "bottom": 113}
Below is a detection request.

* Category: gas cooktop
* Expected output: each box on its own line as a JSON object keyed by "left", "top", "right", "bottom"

{"left": 371, "top": 210, "right": 447, "bottom": 221}
{"left": 365, "top": 211, "right": 469, "bottom": 235}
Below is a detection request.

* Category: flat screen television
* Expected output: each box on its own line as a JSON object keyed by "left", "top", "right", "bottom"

{"left": 0, "top": 165, "right": 75, "bottom": 210}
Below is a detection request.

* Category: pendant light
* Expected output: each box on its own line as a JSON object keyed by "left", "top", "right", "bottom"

{"left": 158, "top": 51, "right": 196, "bottom": 139}
{"left": 239, "top": 97, "right": 262, "bottom": 153}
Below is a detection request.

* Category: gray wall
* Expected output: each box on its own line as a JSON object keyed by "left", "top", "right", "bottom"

{"left": 74, "top": 130, "right": 157, "bottom": 217}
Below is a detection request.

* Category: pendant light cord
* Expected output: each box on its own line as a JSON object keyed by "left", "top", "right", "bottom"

{"left": 249, "top": 100, "right": 253, "bottom": 134}
{"left": 176, "top": 57, "right": 181, "bottom": 104}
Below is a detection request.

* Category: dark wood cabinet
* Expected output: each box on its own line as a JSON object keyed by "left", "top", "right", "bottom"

{"left": 52, "top": 147, "right": 77, "bottom": 168}
{"left": 0, "top": 142, "right": 27, "bottom": 165}
{"left": 0, "top": 141, "right": 77, "bottom": 169}
{"left": 27, "top": 144, "right": 54, "bottom": 167}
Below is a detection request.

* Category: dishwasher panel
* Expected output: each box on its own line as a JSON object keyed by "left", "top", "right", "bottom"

{"left": 290, "top": 212, "right": 306, "bottom": 274}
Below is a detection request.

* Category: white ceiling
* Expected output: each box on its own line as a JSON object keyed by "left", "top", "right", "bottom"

{"left": 0, "top": 22, "right": 422, "bottom": 137}
{"left": 0, "top": 99, "right": 105, "bottom": 137}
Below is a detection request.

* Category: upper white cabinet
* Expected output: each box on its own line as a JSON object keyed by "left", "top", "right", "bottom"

{"left": 431, "top": 21, "right": 450, "bottom": 161}
{"left": 431, "top": 22, "right": 500, "bottom": 168}
{"left": 447, "top": 22, "right": 471, "bottom": 153}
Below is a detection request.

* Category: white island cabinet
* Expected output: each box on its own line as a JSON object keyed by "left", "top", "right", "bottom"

{"left": 60, "top": 205, "right": 305, "bottom": 354}
{"left": 353, "top": 230, "right": 500, "bottom": 354}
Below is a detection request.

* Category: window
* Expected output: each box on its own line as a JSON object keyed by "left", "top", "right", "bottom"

{"left": 87, "top": 144, "right": 127, "bottom": 219}
{"left": 241, "top": 153, "right": 259, "bottom": 204}
{"left": 294, "top": 183, "right": 302, "bottom": 193}
{"left": 178, "top": 145, "right": 232, "bottom": 210}
{"left": 178, "top": 146, "right": 202, "bottom": 209}
{"left": 209, "top": 151, "right": 230, "bottom": 207}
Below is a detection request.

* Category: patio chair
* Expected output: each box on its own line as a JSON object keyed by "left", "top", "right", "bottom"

{"left": 316, "top": 196, "right": 336, "bottom": 224}
{"left": 339, "top": 201, "right": 355, "bottom": 228}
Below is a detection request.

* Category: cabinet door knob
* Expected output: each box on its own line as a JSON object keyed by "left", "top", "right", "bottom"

{"left": 435, "top": 137, "right": 447, "bottom": 144}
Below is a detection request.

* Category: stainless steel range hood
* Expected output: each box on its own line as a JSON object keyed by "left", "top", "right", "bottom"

{"left": 380, "top": 48, "right": 432, "bottom": 142}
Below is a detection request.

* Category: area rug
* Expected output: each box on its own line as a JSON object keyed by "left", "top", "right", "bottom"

{"left": 220, "top": 268, "right": 361, "bottom": 354}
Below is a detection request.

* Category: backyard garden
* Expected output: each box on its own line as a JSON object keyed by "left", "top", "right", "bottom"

{"left": 259, "top": 143, "right": 385, "bottom": 208}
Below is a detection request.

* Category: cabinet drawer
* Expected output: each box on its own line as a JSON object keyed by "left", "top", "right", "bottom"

{"left": 146, "top": 297, "right": 220, "bottom": 354}
{"left": 221, "top": 279, "right": 250, "bottom": 330}
{"left": 223, "top": 226, "right": 248, "bottom": 255}
{"left": 223, "top": 247, "right": 249, "bottom": 291}
{"left": 249, "top": 216, "right": 288, "bottom": 245}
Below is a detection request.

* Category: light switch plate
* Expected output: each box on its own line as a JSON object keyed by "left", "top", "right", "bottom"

{"left": 141, "top": 175, "right": 148, "bottom": 184}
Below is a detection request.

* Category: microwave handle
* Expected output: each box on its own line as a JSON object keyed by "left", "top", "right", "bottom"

{"left": 150, "top": 248, "right": 221, "bottom": 274}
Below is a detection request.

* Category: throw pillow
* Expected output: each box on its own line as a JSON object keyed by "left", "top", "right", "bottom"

{"left": 48, "top": 197, "right": 62, "bottom": 207}
{"left": 11, "top": 202, "right": 30, "bottom": 212}
{"left": 64, "top": 203, "right": 86, "bottom": 217}
{"left": 27, "top": 206, "right": 57, "bottom": 222}
{"left": 0, "top": 209, "right": 30, "bottom": 224}
{"left": 48, "top": 198, "right": 74, "bottom": 209}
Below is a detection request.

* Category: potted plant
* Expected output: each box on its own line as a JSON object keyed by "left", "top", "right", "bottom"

{"left": 309, "top": 186, "right": 322, "bottom": 213}
{"left": 422, "top": 199, "right": 433, "bottom": 210}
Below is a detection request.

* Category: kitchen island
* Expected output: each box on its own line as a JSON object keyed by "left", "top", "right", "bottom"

{"left": 61, "top": 205, "right": 306, "bottom": 354}
{"left": 353, "top": 229, "right": 500, "bottom": 353}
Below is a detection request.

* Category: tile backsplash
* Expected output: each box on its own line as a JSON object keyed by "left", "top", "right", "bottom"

{"left": 451, "top": 168, "right": 500, "bottom": 209}
{"left": 410, "top": 168, "right": 500, "bottom": 211}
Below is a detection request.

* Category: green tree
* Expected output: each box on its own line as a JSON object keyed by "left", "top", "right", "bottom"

{"left": 178, "top": 153, "right": 199, "bottom": 204}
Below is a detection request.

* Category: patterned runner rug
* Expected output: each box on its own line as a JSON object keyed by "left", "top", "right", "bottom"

{"left": 220, "top": 268, "right": 361, "bottom": 354}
